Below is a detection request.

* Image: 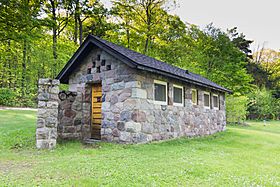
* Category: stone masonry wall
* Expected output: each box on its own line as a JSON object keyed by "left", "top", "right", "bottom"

{"left": 36, "top": 79, "right": 59, "bottom": 149}
{"left": 127, "top": 72, "right": 226, "bottom": 142}
{"left": 98, "top": 72, "right": 226, "bottom": 143}
{"left": 58, "top": 91, "right": 81, "bottom": 140}
{"left": 64, "top": 46, "right": 227, "bottom": 144}
{"left": 67, "top": 47, "right": 138, "bottom": 141}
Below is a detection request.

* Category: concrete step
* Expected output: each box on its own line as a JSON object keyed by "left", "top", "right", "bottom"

{"left": 83, "top": 138, "right": 101, "bottom": 144}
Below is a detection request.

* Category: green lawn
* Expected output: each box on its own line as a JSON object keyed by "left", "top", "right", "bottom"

{"left": 0, "top": 110, "right": 279, "bottom": 186}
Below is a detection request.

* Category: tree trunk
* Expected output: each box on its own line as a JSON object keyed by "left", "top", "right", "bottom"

{"left": 50, "top": 0, "right": 58, "bottom": 78}
{"left": 22, "top": 39, "right": 27, "bottom": 97}
{"left": 74, "top": 0, "right": 79, "bottom": 44}
{"left": 78, "top": 16, "right": 83, "bottom": 46}
{"left": 74, "top": 14, "right": 78, "bottom": 44}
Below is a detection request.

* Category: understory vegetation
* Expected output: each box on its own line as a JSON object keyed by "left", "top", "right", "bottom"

{"left": 0, "top": 110, "right": 280, "bottom": 186}
{"left": 0, "top": 0, "right": 279, "bottom": 120}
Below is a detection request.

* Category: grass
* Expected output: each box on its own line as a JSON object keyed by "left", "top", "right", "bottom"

{"left": 0, "top": 110, "right": 279, "bottom": 186}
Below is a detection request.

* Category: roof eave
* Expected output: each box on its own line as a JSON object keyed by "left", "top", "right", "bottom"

{"left": 137, "top": 65, "right": 232, "bottom": 94}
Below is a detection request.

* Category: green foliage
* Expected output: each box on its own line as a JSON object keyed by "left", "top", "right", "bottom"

{"left": 0, "top": 0, "right": 278, "bottom": 122}
{"left": 226, "top": 95, "right": 249, "bottom": 124}
{"left": 180, "top": 24, "right": 254, "bottom": 95}
{"left": 1, "top": 110, "right": 280, "bottom": 186}
{"left": 248, "top": 87, "right": 280, "bottom": 120}
{"left": 0, "top": 88, "right": 16, "bottom": 106}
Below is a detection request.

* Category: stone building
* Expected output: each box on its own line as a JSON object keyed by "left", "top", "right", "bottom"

{"left": 36, "top": 35, "right": 231, "bottom": 149}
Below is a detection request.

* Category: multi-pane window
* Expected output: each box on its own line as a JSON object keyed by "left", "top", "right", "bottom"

{"left": 173, "top": 85, "right": 184, "bottom": 106}
{"left": 192, "top": 89, "right": 198, "bottom": 105}
{"left": 204, "top": 92, "right": 210, "bottom": 108}
{"left": 213, "top": 94, "right": 219, "bottom": 109}
{"left": 154, "top": 80, "right": 167, "bottom": 105}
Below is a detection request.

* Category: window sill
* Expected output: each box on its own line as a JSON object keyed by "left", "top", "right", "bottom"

{"left": 173, "top": 103, "right": 184, "bottom": 107}
{"left": 154, "top": 100, "right": 167, "bottom": 105}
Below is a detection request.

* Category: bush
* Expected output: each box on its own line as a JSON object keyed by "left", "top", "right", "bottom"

{"left": 0, "top": 88, "right": 37, "bottom": 107}
{"left": 0, "top": 88, "right": 16, "bottom": 106}
{"left": 248, "top": 88, "right": 280, "bottom": 120}
{"left": 226, "top": 95, "right": 249, "bottom": 124}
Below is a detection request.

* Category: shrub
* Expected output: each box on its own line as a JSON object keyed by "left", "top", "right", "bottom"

{"left": 0, "top": 88, "right": 16, "bottom": 106}
{"left": 248, "top": 87, "right": 279, "bottom": 120}
{"left": 226, "top": 95, "right": 249, "bottom": 124}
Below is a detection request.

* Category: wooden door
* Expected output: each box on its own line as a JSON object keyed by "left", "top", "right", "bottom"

{"left": 91, "top": 83, "right": 102, "bottom": 139}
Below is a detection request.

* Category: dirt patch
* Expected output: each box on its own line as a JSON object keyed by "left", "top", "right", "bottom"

{"left": 0, "top": 161, "right": 34, "bottom": 174}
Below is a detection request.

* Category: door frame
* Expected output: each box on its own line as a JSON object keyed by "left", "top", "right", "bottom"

{"left": 90, "top": 82, "right": 102, "bottom": 140}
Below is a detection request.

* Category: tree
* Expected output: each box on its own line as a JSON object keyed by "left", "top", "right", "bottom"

{"left": 112, "top": 0, "right": 176, "bottom": 54}
{"left": 43, "top": 0, "right": 73, "bottom": 77}
{"left": 181, "top": 24, "right": 253, "bottom": 95}
{"left": 252, "top": 48, "right": 280, "bottom": 90}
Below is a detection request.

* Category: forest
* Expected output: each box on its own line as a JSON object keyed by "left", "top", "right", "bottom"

{"left": 0, "top": 0, "right": 279, "bottom": 121}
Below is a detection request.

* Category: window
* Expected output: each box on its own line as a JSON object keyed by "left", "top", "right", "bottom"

{"left": 213, "top": 94, "right": 219, "bottom": 109}
{"left": 173, "top": 84, "right": 184, "bottom": 106}
{"left": 204, "top": 92, "right": 210, "bottom": 108}
{"left": 154, "top": 80, "right": 168, "bottom": 105}
{"left": 192, "top": 89, "right": 198, "bottom": 105}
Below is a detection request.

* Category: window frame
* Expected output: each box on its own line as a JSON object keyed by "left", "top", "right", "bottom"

{"left": 213, "top": 94, "right": 219, "bottom": 110}
{"left": 191, "top": 89, "right": 198, "bottom": 105}
{"left": 203, "top": 91, "right": 211, "bottom": 109}
{"left": 173, "top": 84, "right": 184, "bottom": 107}
{"left": 154, "top": 80, "right": 168, "bottom": 105}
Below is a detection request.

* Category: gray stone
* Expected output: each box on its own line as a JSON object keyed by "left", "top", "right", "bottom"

{"left": 37, "top": 118, "right": 45, "bottom": 128}
{"left": 125, "top": 81, "right": 141, "bottom": 88}
{"left": 112, "top": 81, "right": 125, "bottom": 91}
{"left": 120, "top": 111, "right": 131, "bottom": 121}
{"left": 47, "top": 101, "right": 58, "bottom": 109}
{"left": 117, "top": 121, "right": 125, "bottom": 131}
{"left": 118, "top": 92, "right": 131, "bottom": 102}
{"left": 50, "top": 86, "right": 59, "bottom": 94}
{"left": 38, "top": 101, "right": 46, "bottom": 108}
{"left": 123, "top": 99, "right": 136, "bottom": 110}
{"left": 131, "top": 88, "right": 147, "bottom": 99}
{"left": 110, "top": 94, "right": 118, "bottom": 105}
{"left": 74, "top": 119, "right": 81, "bottom": 126}
{"left": 72, "top": 101, "right": 82, "bottom": 111}
{"left": 142, "top": 123, "right": 153, "bottom": 134}
{"left": 125, "top": 121, "right": 141, "bottom": 133}
{"left": 102, "top": 102, "right": 110, "bottom": 111}
{"left": 119, "top": 131, "right": 131, "bottom": 142}
{"left": 36, "top": 128, "right": 49, "bottom": 139}
{"left": 112, "top": 128, "right": 120, "bottom": 137}
{"left": 45, "top": 117, "right": 57, "bottom": 127}
{"left": 38, "top": 93, "right": 49, "bottom": 101}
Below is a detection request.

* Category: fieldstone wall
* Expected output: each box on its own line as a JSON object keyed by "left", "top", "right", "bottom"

{"left": 36, "top": 78, "right": 59, "bottom": 149}
{"left": 67, "top": 47, "right": 138, "bottom": 141}
{"left": 57, "top": 91, "right": 81, "bottom": 140}
{"left": 129, "top": 72, "right": 226, "bottom": 142}
{"left": 64, "top": 47, "right": 227, "bottom": 144}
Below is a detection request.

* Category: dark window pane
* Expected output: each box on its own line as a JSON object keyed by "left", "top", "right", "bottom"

{"left": 155, "top": 83, "right": 166, "bottom": 102}
{"left": 174, "top": 87, "right": 183, "bottom": 103}
{"left": 204, "top": 94, "right": 210, "bottom": 107}
{"left": 213, "top": 96, "right": 218, "bottom": 108}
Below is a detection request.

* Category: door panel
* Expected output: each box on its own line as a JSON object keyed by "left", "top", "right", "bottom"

{"left": 91, "top": 83, "right": 102, "bottom": 139}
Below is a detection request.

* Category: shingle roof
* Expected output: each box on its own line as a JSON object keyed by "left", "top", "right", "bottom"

{"left": 57, "top": 35, "right": 232, "bottom": 93}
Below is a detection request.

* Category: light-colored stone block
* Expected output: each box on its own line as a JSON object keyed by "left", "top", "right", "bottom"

{"left": 131, "top": 88, "right": 147, "bottom": 99}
